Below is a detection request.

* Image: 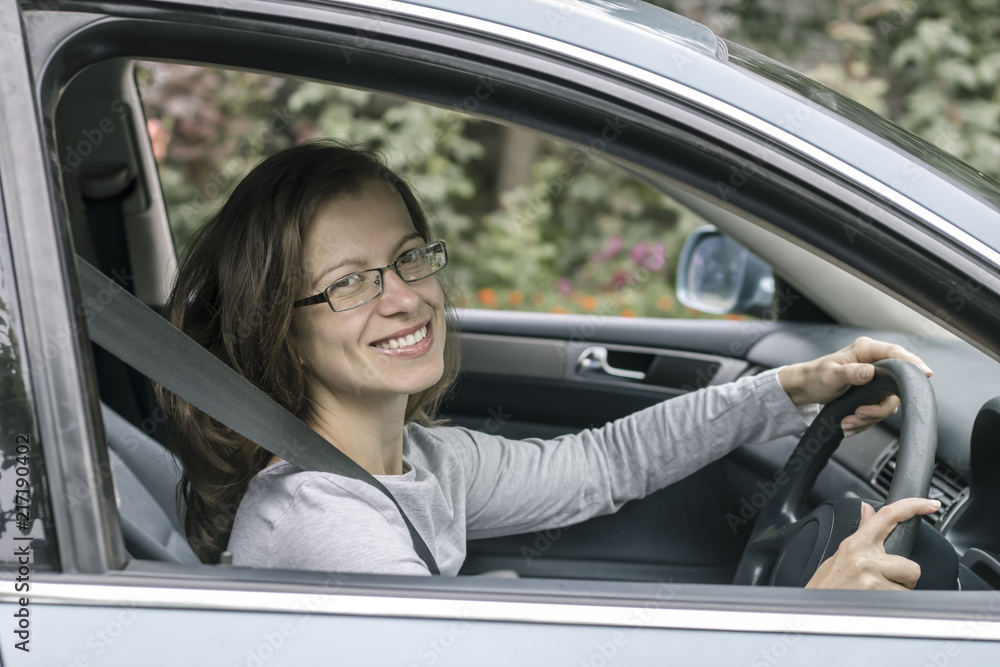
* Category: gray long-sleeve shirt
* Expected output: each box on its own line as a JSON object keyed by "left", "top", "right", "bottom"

{"left": 228, "top": 368, "right": 810, "bottom": 575}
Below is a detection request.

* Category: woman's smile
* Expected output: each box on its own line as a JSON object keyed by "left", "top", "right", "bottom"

{"left": 370, "top": 321, "right": 433, "bottom": 357}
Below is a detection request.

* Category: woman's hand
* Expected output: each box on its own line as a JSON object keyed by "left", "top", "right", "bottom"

{"left": 778, "top": 336, "right": 933, "bottom": 437}
{"left": 805, "top": 497, "right": 940, "bottom": 589}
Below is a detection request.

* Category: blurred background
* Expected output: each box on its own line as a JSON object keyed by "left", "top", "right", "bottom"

{"left": 137, "top": 0, "right": 1000, "bottom": 318}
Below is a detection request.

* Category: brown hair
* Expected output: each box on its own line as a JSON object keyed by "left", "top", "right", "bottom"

{"left": 156, "top": 141, "right": 460, "bottom": 563}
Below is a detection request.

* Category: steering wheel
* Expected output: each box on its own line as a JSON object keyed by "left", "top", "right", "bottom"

{"left": 732, "top": 358, "right": 937, "bottom": 586}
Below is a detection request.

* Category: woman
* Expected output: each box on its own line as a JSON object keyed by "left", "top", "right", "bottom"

{"left": 159, "top": 140, "right": 938, "bottom": 589}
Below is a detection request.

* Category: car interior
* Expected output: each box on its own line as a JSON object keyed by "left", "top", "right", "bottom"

{"left": 38, "top": 8, "right": 1000, "bottom": 596}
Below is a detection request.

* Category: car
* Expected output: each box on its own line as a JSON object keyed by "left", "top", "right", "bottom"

{"left": 2, "top": 0, "right": 1000, "bottom": 664}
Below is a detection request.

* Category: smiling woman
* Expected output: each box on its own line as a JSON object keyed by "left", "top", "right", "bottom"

{"left": 156, "top": 142, "right": 460, "bottom": 562}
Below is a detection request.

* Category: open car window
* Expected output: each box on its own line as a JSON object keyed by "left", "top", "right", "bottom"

{"left": 138, "top": 62, "right": 749, "bottom": 323}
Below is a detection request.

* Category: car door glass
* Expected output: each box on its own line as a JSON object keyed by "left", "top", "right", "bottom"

{"left": 0, "top": 185, "right": 59, "bottom": 572}
{"left": 137, "top": 63, "right": 755, "bottom": 321}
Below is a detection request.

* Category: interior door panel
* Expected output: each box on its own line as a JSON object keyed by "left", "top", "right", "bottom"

{"left": 449, "top": 311, "right": 821, "bottom": 582}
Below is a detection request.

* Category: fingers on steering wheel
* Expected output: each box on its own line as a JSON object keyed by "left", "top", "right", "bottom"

{"left": 860, "top": 497, "right": 941, "bottom": 544}
{"left": 841, "top": 395, "right": 901, "bottom": 434}
{"left": 879, "top": 554, "right": 922, "bottom": 589}
{"left": 846, "top": 337, "right": 934, "bottom": 377}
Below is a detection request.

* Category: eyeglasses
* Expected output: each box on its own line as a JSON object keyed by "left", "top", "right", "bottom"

{"left": 294, "top": 240, "right": 448, "bottom": 312}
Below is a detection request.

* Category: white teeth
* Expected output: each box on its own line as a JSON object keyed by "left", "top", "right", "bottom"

{"left": 376, "top": 325, "right": 427, "bottom": 350}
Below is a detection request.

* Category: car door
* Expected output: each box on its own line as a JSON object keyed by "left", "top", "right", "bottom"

{"left": 3, "top": 1, "right": 1000, "bottom": 665}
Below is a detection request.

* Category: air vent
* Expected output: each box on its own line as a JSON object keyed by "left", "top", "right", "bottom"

{"left": 870, "top": 444, "right": 970, "bottom": 531}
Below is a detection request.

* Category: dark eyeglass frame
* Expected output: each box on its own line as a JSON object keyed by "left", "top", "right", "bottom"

{"left": 293, "top": 240, "right": 448, "bottom": 312}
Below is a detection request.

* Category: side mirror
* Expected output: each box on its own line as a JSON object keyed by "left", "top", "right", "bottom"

{"left": 676, "top": 226, "right": 775, "bottom": 317}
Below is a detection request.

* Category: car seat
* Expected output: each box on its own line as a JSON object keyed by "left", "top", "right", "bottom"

{"left": 102, "top": 403, "right": 199, "bottom": 563}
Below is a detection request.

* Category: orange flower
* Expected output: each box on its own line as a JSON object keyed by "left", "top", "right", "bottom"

{"left": 549, "top": 306, "right": 571, "bottom": 314}
{"left": 657, "top": 295, "right": 675, "bottom": 310}
{"left": 531, "top": 292, "right": 545, "bottom": 306}
{"left": 477, "top": 287, "right": 498, "bottom": 307}
{"left": 724, "top": 314, "right": 747, "bottom": 321}
{"left": 507, "top": 290, "right": 525, "bottom": 306}
{"left": 619, "top": 308, "right": 636, "bottom": 318}
{"left": 581, "top": 295, "right": 599, "bottom": 312}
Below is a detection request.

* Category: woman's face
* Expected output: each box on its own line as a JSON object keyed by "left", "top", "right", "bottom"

{"left": 294, "top": 180, "right": 446, "bottom": 406}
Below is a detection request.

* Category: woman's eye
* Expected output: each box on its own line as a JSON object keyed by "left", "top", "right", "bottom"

{"left": 331, "top": 274, "right": 364, "bottom": 293}
{"left": 398, "top": 247, "right": 426, "bottom": 267}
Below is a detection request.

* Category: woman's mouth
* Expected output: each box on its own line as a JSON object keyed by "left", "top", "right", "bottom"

{"left": 373, "top": 324, "right": 428, "bottom": 350}
{"left": 370, "top": 322, "right": 434, "bottom": 358}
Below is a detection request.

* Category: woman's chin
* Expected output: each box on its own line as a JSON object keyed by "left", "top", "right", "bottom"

{"left": 367, "top": 357, "right": 444, "bottom": 398}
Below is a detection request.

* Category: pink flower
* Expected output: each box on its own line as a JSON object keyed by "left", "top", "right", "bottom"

{"left": 630, "top": 242, "right": 648, "bottom": 265}
{"left": 557, "top": 278, "right": 573, "bottom": 295}
{"left": 645, "top": 241, "right": 666, "bottom": 271}
{"left": 592, "top": 236, "right": 623, "bottom": 263}
{"left": 605, "top": 236, "right": 623, "bottom": 256}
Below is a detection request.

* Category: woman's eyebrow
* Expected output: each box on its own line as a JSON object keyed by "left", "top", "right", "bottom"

{"left": 391, "top": 232, "right": 424, "bottom": 255}
{"left": 315, "top": 232, "right": 425, "bottom": 286}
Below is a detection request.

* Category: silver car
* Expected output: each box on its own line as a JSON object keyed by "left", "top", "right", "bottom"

{"left": 2, "top": 0, "right": 1000, "bottom": 664}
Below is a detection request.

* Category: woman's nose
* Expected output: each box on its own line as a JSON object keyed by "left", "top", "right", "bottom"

{"left": 376, "top": 269, "right": 421, "bottom": 314}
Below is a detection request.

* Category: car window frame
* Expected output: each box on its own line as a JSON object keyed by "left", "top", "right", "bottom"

{"left": 0, "top": 0, "right": 127, "bottom": 575}
{"left": 0, "top": 155, "right": 62, "bottom": 574}
{"left": 15, "top": 0, "right": 1000, "bottom": 638}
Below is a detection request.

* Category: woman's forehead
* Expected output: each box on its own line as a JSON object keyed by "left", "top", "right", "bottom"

{"left": 302, "top": 182, "right": 420, "bottom": 275}
{"left": 312, "top": 180, "right": 414, "bottom": 233}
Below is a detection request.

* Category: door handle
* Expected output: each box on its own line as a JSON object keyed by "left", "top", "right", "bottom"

{"left": 576, "top": 346, "right": 646, "bottom": 381}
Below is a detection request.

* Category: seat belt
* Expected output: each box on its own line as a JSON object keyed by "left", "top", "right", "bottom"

{"left": 77, "top": 256, "right": 441, "bottom": 574}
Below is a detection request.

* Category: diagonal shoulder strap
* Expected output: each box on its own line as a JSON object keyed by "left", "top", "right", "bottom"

{"left": 77, "top": 256, "right": 440, "bottom": 574}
